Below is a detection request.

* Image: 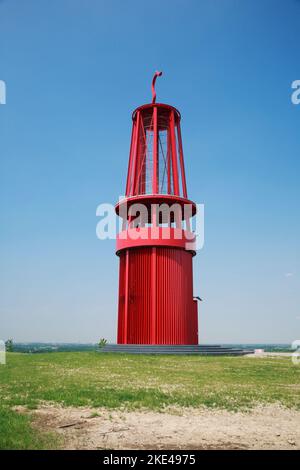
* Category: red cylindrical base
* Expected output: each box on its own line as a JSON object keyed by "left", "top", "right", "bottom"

{"left": 117, "top": 247, "right": 198, "bottom": 345}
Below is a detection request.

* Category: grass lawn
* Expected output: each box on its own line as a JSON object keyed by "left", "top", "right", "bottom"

{"left": 0, "top": 351, "right": 299, "bottom": 449}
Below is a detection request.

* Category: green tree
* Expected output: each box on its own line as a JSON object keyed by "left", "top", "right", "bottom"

{"left": 98, "top": 338, "right": 107, "bottom": 348}
{"left": 5, "top": 339, "right": 14, "bottom": 352}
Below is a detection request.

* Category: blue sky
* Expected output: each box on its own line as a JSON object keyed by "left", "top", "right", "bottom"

{"left": 0, "top": 0, "right": 299, "bottom": 343}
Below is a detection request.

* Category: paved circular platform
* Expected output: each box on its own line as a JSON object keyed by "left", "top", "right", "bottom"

{"left": 99, "top": 344, "right": 253, "bottom": 356}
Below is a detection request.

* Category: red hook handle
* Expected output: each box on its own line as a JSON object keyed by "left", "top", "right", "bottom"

{"left": 151, "top": 71, "right": 162, "bottom": 103}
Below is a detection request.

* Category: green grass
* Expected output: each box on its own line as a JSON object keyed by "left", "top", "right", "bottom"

{"left": 0, "top": 352, "right": 299, "bottom": 448}
{"left": 0, "top": 407, "right": 60, "bottom": 450}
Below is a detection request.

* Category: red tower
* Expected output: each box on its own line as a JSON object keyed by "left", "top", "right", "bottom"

{"left": 116, "top": 72, "right": 198, "bottom": 345}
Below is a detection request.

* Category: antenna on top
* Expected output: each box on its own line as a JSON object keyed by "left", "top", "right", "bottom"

{"left": 151, "top": 71, "right": 162, "bottom": 104}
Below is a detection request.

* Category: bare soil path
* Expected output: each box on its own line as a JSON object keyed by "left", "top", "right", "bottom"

{"left": 22, "top": 404, "right": 300, "bottom": 450}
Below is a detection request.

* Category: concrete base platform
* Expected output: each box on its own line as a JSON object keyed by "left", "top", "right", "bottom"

{"left": 99, "top": 344, "right": 253, "bottom": 356}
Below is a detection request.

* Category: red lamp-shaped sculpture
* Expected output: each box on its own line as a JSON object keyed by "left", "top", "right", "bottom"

{"left": 116, "top": 72, "right": 198, "bottom": 345}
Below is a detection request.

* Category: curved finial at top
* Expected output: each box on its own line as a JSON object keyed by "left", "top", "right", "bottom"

{"left": 151, "top": 71, "right": 162, "bottom": 104}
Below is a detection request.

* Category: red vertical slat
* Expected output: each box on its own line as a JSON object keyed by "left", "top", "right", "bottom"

{"left": 117, "top": 253, "right": 125, "bottom": 343}
{"left": 123, "top": 250, "right": 130, "bottom": 344}
{"left": 170, "top": 111, "right": 180, "bottom": 196}
{"left": 153, "top": 106, "right": 158, "bottom": 194}
{"left": 177, "top": 121, "right": 188, "bottom": 198}
{"left": 151, "top": 247, "right": 157, "bottom": 344}
{"left": 131, "top": 111, "right": 141, "bottom": 196}
{"left": 125, "top": 121, "right": 136, "bottom": 196}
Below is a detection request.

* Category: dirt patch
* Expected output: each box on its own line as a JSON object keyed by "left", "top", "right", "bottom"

{"left": 16, "top": 404, "right": 300, "bottom": 450}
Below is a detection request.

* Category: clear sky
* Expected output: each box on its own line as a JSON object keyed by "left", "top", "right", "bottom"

{"left": 0, "top": 0, "right": 299, "bottom": 344}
